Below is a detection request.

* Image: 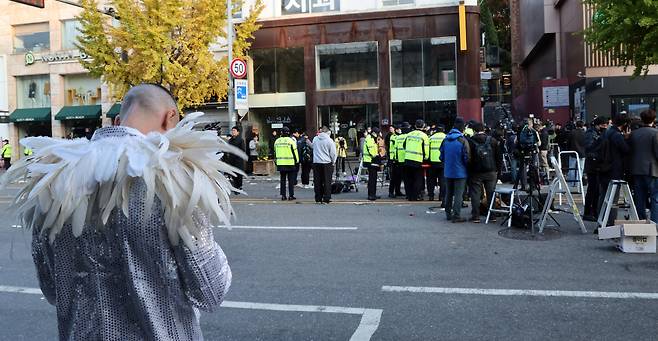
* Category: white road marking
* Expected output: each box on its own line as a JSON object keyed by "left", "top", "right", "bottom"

{"left": 216, "top": 225, "right": 358, "bottom": 231}
{"left": 0, "top": 285, "right": 382, "bottom": 340}
{"left": 382, "top": 285, "right": 658, "bottom": 299}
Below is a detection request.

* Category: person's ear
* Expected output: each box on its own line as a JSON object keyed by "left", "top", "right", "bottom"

{"left": 113, "top": 116, "right": 121, "bottom": 126}
{"left": 162, "top": 109, "right": 178, "bottom": 131}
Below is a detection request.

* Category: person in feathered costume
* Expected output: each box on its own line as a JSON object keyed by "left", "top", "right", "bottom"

{"left": 1, "top": 84, "right": 243, "bottom": 340}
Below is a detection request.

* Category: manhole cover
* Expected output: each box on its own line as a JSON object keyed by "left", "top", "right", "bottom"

{"left": 498, "top": 227, "right": 561, "bottom": 241}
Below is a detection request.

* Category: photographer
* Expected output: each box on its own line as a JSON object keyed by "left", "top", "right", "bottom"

{"left": 467, "top": 123, "right": 502, "bottom": 223}
{"left": 597, "top": 114, "right": 631, "bottom": 226}
{"left": 514, "top": 117, "right": 541, "bottom": 191}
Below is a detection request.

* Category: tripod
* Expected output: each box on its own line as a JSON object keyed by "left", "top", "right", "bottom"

{"left": 336, "top": 145, "right": 359, "bottom": 192}
{"left": 517, "top": 149, "right": 547, "bottom": 233}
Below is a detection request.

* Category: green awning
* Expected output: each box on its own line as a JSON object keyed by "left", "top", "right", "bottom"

{"left": 55, "top": 105, "right": 102, "bottom": 121}
{"left": 107, "top": 103, "right": 121, "bottom": 118}
{"left": 10, "top": 107, "right": 51, "bottom": 123}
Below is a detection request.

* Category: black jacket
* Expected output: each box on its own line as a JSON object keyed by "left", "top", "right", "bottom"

{"left": 468, "top": 133, "right": 502, "bottom": 173}
{"left": 600, "top": 126, "right": 630, "bottom": 180}
{"left": 629, "top": 126, "right": 658, "bottom": 177}
{"left": 569, "top": 129, "right": 586, "bottom": 157}
{"left": 226, "top": 135, "right": 245, "bottom": 170}
{"left": 584, "top": 127, "right": 602, "bottom": 174}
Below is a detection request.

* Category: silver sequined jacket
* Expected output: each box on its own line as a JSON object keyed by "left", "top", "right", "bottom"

{"left": 31, "top": 127, "right": 232, "bottom": 340}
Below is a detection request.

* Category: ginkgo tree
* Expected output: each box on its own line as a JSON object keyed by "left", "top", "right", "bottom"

{"left": 583, "top": 0, "right": 658, "bottom": 77}
{"left": 76, "top": 0, "right": 264, "bottom": 109}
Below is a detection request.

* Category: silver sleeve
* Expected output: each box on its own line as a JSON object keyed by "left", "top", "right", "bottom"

{"left": 31, "top": 226, "right": 57, "bottom": 305}
{"left": 174, "top": 212, "right": 232, "bottom": 312}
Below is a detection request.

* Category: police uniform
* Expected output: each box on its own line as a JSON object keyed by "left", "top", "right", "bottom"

{"left": 427, "top": 131, "right": 446, "bottom": 201}
{"left": 404, "top": 129, "right": 429, "bottom": 201}
{"left": 363, "top": 133, "right": 380, "bottom": 200}
{"left": 395, "top": 131, "right": 408, "bottom": 198}
{"left": 274, "top": 134, "right": 299, "bottom": 200}
{"left": 2, "top": 142, "right": 12, "bottom": 170}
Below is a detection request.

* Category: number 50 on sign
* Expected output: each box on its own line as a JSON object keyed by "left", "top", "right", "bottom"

{"left": 230, "top": 58, "right": 247, "bottom": 79}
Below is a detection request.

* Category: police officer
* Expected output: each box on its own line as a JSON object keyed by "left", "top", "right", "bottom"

{"left": 427, "top": 125, "right": 447, "bottom": 201}
{"left": 274, "top": 127, "right": 299, "bottom": 201}
{"left": 396, "top": 122, "right": 411, "bottom": 199}
{"left": 404, "top": 119, "right": 430, "bottom": 201}
{"left": 363, "top": 127, "right": 381, "bottom": 201}
{"left": 388, "top": 126, "right": 404, "bottom": 198}
{"left": 2, "top": 139, "right": 12, "bottom": 170}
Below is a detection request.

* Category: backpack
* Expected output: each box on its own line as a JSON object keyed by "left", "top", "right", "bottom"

{"left": 472, "top": 136, "right": 496, "bottom": 172}
{"left": 519, "top": 127, "right": 537, "bottom": 148}
{"left": 331, "top": 182, "right": 344, "bottom": 194}
{"left": 300, "top": 141, "right": 313, "bottom": 163}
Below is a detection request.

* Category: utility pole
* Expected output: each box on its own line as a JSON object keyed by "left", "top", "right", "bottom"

{"left": 227, "top": 0, "right": 235, "bottom": 131}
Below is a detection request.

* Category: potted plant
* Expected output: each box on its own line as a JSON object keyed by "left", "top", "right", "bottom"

{"left": 252, "top": 142, "right": 275, "bottom": 175}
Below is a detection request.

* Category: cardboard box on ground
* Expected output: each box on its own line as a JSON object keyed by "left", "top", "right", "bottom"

{"left": 598, "top": 220, "right": 657, "bottom": 254}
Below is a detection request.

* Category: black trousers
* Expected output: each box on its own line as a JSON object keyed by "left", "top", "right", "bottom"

{"left": 279, "top": 171, "right": 296, "bottom": 197}
{"left": 301, "top": 162, "right": 312, "bottom": 185}
{"left": 389, "top": 163, "right": 404, "bottom": 196}
{"left": 584, "top": 172, "right": 600, "bottom": 217}
{"left": 427, "top": 166, "right": 445, "bottom": 200}
{"left": 469, "top": 171, "right": 498, "bottom": 218}
{"left": 313, "top": 163, "right": 333, "bottom": 202}
{"left": 406, "top": 166, "right": 425, "bottom": 201}
{"left": 3, "top": 157, "right": 10, "bottom": 170}
{"left": 368, "top": 165, "right": 379, "bottom": 198}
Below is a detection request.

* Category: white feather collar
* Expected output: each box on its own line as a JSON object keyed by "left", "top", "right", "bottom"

{"left": 1, "top": 113, "right": 245, "bottom": 248}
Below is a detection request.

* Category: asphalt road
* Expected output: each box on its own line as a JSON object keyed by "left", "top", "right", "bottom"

{"left": 1, "top": 181, "right": 657, "bottom": 340}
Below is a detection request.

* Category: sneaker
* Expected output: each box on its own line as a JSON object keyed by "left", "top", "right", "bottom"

{"left": 489, "top": 216, "right": 497, "bottom": 223}
{"left": 471, "top": 217, "right": 481, "bottom": 224}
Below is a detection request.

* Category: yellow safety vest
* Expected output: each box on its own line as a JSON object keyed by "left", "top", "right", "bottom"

{"left": 429, "top": 132, "right": 446, "bottom": 163}
{"left": 335, "top": 138, "right": 347, "bottom": 158}
{"left": 388, "top": 134, "right": 397, "bottom": 161}
{"left": 2, "top": 144, "right": 12, "bottom": 158}
{"left": 274, "top": 136, "right": 298, "bottom": 166}
{"left": 24, "top": 147, "right": 33, "bottom": 156}
{"left": 404, "top": 130, "right": 429, "bottom": 163}
{"left": 464, "top": 127, "right": 474, "bottom": 137}
{"left": 395, "top": 133, "right": 407, "bottom": 163}
{"left": 362, "top": 135, "right": 378, "bottom": 164}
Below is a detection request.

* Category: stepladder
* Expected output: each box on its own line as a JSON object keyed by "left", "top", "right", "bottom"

{"left": 597, "top": 180, "right": 639, "bottom": 227}
{"left": 539, "top": 156, "right": 587, "bottom": 234}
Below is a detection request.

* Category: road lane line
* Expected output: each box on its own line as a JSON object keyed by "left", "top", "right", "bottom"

{"left": 381, "top": 285, "right": 658, "bottom": 299}
{"left": 1, "top": 285, "right": 382, "bottom": 340}
{"left": 216, "top": 225, "right": 358, "bottom": 231}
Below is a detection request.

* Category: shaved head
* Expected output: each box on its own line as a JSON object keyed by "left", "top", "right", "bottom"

{"left": 120, "top": 84, "right": 177, "bottom": 121}
{"left": 119, "top": 84, "right": 179, "bottom": 134}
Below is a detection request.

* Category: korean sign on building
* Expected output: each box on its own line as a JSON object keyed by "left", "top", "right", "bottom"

{"left": 282, "top": 0, "right": 340, "bottom": 15}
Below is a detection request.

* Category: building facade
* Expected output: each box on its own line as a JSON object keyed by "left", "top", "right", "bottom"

{"left": 0, "top": 0, "right": 119, "bottom": 160}
{"left": 511, "top": 0, "right": 658, "bottom": 123}
{"left": 239, "top": 0, "right": 481, "bottom": 139}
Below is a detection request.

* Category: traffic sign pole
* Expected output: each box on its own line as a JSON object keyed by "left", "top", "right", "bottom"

{"left": 227, "top": 0, "right": 235, "bottom": 132}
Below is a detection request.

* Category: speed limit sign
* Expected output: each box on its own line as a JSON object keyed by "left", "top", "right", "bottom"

{"left": 230, "top": 58, "right": 247, "bottom": 79}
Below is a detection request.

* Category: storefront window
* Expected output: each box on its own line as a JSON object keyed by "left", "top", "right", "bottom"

{"left": 392, "top": 101, "right": 456, "bottom": 127}
{"left": 390, "top": 38, "right": 456, "bottom": 88}
{"left": 13, "top": 22, "right": 50, "bottom": 53}
{"left": 318, "top": 104, "right": 379, "bottom": 137}
{"left": 612, "top": 96, "right": 658, "bottom": 117}
{"left": 61, "top": 20, "right": 82, "bottom": 50}
{"left": 251, "top": 48, "right": 304, "bottom": 94}
{"left": 316, "top": 42, "right": 378, "bottom": 90}
{"left": 16, "top": 74, "right": 51, "bottom": 108}
{"left": 64, "top": 74, "right": 102, "bottom": 106}
{"left": 249, "top": 106, "right": 306, "bottom": 141}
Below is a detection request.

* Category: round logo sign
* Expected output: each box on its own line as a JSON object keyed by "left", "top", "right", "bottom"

{"left": 25, "top": 52, "right": 35, "bottom": 66}
{"left": 230, "top": 58, "right": 247, "bottom": 79}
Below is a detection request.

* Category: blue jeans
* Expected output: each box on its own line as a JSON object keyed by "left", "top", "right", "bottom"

{"left": 444, "top": 178, "right": 467, "bottom": 220}
{"left": 633, "top": 175, "right": 658, "bottom": 222}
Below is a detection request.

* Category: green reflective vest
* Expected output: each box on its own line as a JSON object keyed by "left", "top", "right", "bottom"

{"left": 362, "top": 135, "right": 378, "bottom": 164}
{"left": 274, "top": 136, "right": 298, "bottom": 166}
{"left": 1, "top": 144, "right": 12, "bottom": 158}
{"left": 395, "top": 133, "right": 407, "bottom": 163}
{"left": 388, "top": 134, "right": 397, "bottom": 161}
{"left": 429, "top": 132, "right": 446, "bottom": 163}
{"left": 404, "top": 130, "right": 429, "bottom": 163}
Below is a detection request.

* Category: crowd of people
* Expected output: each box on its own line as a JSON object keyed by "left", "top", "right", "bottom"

{"left": 227, "top": 108, "right": 658, "bottom": 226}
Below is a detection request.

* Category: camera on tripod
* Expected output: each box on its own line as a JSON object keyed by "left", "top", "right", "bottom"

{"left": 518, "top": 115, "right": 540, "bottom": 156}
